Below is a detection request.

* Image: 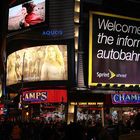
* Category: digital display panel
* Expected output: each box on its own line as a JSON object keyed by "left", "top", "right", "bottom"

{"left": 8, "top": 0, "right": 46, "bottom": 32}
{"left": 6, "top": 45, "right": 68, "bottom": 85}
{"left": 88, "top": 11, "right": 140, "bottom": 86}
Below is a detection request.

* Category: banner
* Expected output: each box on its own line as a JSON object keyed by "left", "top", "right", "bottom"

{"left": 89, "top": 11, "right": 140, "bottom": 86}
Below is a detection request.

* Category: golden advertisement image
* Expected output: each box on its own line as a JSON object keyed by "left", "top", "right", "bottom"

{"left": 6, "top": 45, "right": 68, "bottom": 85}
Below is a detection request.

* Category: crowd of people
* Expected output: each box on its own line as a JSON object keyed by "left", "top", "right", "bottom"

{"left": 0, "top": 112, "right": 140, "bottom": 140}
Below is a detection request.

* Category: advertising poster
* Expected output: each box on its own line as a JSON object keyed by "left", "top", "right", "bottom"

{"left": 6, "top": 45, "right": 67, "bottom": 85}
{"left": 88, "top": 11, "right": 140, "bottom": 86}
{"left": 8, "top": 0, "right": 45, "bottom": 31}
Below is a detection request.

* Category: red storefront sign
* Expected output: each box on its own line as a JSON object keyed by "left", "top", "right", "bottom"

{"left": 22, "top": 89, "right": 67, "bottom": 103}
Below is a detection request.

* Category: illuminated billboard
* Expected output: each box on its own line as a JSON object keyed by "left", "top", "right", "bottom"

{"left": 8, "top": 0, "right": 46, "bottom": 32}
{"left": 88, "top": 11, "right": 140, "bottom": 86}
{"left": 6, "top": 45, "right": 68, "bottom": 85}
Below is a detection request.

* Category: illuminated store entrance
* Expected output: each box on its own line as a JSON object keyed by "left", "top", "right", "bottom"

{"left": 68, "top": 101, "right": 104, "bottom": 126}
{"left": 77, "top": 102, "right": 104, "bottom": 124}
{"left": 104, "top": 92, "right": 140, "bottom": 126}
{"left": 21, "top": 89, "right": 67, "bottom": 122}
{"left": 106, "top": 107, "right": 140, "bottom": 125}
{"left": 68, "top": 92, "right": 105, "bottom": 125}
{"left": 39, "top": 103, "right": 66, "bottom": 122}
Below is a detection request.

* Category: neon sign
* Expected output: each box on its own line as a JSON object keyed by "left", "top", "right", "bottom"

{"left": 112, "top": 94, "right": 140, "bottom": 104}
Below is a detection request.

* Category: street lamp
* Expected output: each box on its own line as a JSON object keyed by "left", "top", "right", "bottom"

{"left": 19, "top": 52, "right": 26, "bottom": 110}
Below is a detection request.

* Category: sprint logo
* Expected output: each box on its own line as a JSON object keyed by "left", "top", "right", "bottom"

{"left": 96, "top": 70, "right": 127, "bottom": 79}
{"left": 109, "top": 69, "right": 116, "bottom": 79}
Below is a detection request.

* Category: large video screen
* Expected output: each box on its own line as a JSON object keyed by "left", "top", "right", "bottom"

{"left": 8, "top": 0, "right": 46, "bottom": 32}
{"left": 6, "top": 45, "right": 68, "bottom": 85}
{"left": 88, "top": 11, "right": 140, "bottom": 86}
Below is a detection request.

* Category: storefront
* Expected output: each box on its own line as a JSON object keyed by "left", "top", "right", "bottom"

{"left": 73, "top": 0, "right": 140, "bottom": 127}
{"left": 67, "top": 90, "right": 105, "bottom": 125}
{"left": 21, "top": 89, "right": 67, "bottom": 122}
{"left": 104, "top": 92, "right": 140, "bottom": 126}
